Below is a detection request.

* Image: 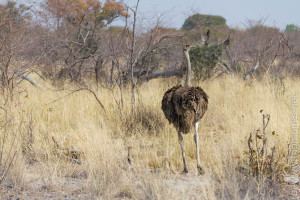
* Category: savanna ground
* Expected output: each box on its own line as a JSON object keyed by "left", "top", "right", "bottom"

{"left": 0, "top": 75, "right": 299, "bottom": 200}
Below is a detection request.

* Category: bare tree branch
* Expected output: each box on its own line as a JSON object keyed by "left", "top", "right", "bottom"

{"left": 244, "top": 61, "right": 259, "bottom": 80}
{"left": 218, "top": 57, "right": 234, "bottom": 76}
{"left": 16, "top": 74, "right": 42, "bottom": 88}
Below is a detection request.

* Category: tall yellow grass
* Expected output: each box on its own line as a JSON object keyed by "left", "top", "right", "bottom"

{"left": 1, "top": 75, "right": 299, "bottom": 199}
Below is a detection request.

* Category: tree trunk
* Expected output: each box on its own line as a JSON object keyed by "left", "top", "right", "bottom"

{"left": 131, "top": 82, "right": 136, "bottom": 111}
{"left": 110, "top": 60, "right": 115, "bottom": 84}
{"left": 95, "top": 59, "right": 104, "bottom": 84}
{"left": 129, "top": 0, "right": 140, "bottom": 111}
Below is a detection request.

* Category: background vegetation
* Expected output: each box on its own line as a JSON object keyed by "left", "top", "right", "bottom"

{"left": 0, "top": 0, "right": 299, "bottom": 199}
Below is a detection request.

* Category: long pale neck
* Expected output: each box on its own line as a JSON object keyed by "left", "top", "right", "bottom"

{"left": 184, "top": 50, "right": 191, "bottom": 87}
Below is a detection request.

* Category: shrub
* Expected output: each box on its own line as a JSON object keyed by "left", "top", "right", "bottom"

{"left": 190, "top": 45, "right": 222, "bottom": 80}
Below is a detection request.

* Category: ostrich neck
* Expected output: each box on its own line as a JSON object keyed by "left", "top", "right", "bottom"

{"left": 184, "top": 50, "right": 191, "bottom": 87}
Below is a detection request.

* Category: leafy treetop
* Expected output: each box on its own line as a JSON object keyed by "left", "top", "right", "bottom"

{"left": 286, "top": 24, "right": 300, "bottom": 32}
{"left": 45, "top": 0, "right": 129, "bottom": 25}
{"left": 182, "top": 13, "right": 227, "bottom": 31}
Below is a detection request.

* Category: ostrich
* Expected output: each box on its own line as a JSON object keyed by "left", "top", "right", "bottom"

{"left": 161, "top": 44, "right": 208, "bottom": 174}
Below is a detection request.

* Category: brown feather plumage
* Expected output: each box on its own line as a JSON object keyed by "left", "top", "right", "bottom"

{"left": 161, "top": 85, "right": 208, "bottom": 134}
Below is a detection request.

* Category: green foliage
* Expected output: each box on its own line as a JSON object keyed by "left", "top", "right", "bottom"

{"left": 189, "top": 45, "right": 222, "bottom": 80}
{"left": 182, "top": 13, "right": 227, "bottom": 31}
{"left": 285, "top": 24, "right": 300, "bottom": 32}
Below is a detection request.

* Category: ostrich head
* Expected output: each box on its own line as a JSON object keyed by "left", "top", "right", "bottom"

{"left": 183, "top": 44, "right": 191, "bottom": 52}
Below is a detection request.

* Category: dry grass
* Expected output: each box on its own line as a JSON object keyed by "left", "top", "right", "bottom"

{"left": 0, "top": 75, "right": 299, "bottom": 199}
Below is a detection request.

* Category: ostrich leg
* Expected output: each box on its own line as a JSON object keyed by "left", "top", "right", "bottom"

{"left": 178, "top": 131, "right": 188, "bottom": 173}
{"left": 194, "top": 122, "right": 205, "bottom": 175}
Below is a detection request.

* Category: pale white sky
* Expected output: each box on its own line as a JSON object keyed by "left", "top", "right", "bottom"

{"left": 123, "top": 0, "right": 299, "bottom": 30}
{"left": 14, "top": 0, "right": 299, "bottom": 30}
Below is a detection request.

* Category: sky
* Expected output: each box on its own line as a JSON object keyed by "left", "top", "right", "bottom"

{"left": 122, "top": 0, "right": 299, "bottom": 30}
{"left": 14, "top": 0, "right": 299, "bottom": 30}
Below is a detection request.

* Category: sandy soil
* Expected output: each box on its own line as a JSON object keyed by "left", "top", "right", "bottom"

{"left": 1, "top": 169, "right": 210, "bottom": 200}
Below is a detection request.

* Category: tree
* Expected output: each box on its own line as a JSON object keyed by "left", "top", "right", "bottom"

{"left": 224, "top": 21, "right": 294, "bottom": 79}
{"left": 108, "top": 0, "right": 184, "bottom": 111}
{"left": 45, "top": 0, "right": 128, "bottom": 26}
{"left": 286, "top": 24, "right": 300, "bottom": 32}
{"left": 0, "top": 1, "right": 42, "bottom": 99}
{"left": 41, "top": 0, "right": 129, "bottom": 84}
{"left": 190, "top": 45, "right": 222, "bottom": 80}
{"left": 182, "top": 13, "right": 227, "bottom": 31}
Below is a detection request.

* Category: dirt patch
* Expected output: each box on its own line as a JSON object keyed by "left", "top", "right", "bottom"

{"left": 1, "top": 168, "right": 211, "bottom": 200}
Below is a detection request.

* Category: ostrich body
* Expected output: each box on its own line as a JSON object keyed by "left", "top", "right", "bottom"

{"left": 161, "top": 45, "right": 208, "bottom": 174}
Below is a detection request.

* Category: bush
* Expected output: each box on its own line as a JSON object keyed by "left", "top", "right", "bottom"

{"left": 190, "top": 45, "right": 222, "bottom": 80}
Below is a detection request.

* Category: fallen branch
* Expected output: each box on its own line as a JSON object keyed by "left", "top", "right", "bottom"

{"left": 218, "top": 57, "right": 234, "bottom": 76}
{"left": 84, "top": 88, "right": 106, "bottom": 113}
{"left": 15, "top": 73, "right": 42, "bottom": 88}
{"left": 137, "top": 68, "right": 182, "bottom": 82}
{"left": 45, "top": 88, "right": 106, "bottom": 113}
{"left": 52, "top": 136, "right": 83, "bottom": 164}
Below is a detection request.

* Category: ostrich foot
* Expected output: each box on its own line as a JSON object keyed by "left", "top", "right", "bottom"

{"left": 197, "top": 166, "right": 205, "bottom": 175}
{"left": 181, "top": 168, "right": 188, "bottom": 174}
